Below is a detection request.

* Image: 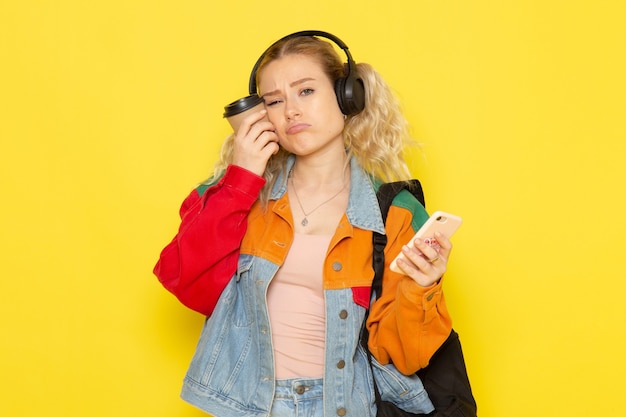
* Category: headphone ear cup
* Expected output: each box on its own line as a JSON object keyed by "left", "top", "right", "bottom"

{"left": 335, "top": 75, "right": 365, "bottom": 116}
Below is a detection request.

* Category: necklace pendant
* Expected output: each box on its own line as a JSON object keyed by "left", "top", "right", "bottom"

{"left": 301, "top": 217, "right": 309, "bottom": 226}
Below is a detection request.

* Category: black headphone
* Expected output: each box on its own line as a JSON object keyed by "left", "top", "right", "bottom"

{"left": 248, "top": 30, "right": 365, "bottom": 116}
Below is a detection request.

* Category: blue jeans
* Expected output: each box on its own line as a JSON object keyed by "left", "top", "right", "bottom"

{"left": 270, "top": 378, "right": 324, "bottom": 417}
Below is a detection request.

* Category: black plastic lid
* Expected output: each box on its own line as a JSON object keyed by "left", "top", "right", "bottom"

{"left": 223, "top": 95, "right": 264, "bottom": 118}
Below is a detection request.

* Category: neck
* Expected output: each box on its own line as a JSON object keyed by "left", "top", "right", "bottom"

{"left": 291, "top": 153, "right": 350, "bottom": 187}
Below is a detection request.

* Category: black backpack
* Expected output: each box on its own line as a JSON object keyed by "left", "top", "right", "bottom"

{"left": 363, "top": 180, "right": 478, "bottom": 417}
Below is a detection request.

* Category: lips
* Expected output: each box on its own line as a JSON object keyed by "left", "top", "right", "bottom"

{"left": 286, "top": 123, "right": 310, "bottom": 135}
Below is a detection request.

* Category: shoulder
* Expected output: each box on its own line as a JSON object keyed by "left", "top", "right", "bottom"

{"left": 194, "top": 175, "right": 220, "bottom": 198}
{"left": 391, "top": 190, "right": 429, "bottom": 232}
{"left": 391, "top": 187, "right": 425, "bottom": 212}
{"left": 376, "top": 180, "right": 429, "bottom": 232}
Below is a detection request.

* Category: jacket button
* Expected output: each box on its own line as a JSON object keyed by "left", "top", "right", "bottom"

{"left": 339, "top": 310, "right": 348, "bottom": 319}
{"left": 332, "top": 262, "right": 343, "bottom": 271}
{"left": 427, "top": 292, "right": 435, "bottom": 301}
{"left": 295, "top": 385, "right": 305, "bottom": 394}
{"left": 337, "top": 360, "right": 345, "bottom": 369}
{"left": 337, "top": 408, "right": 346, "bottom": 416}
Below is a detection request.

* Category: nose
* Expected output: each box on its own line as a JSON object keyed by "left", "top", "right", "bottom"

{"left": 284, "top": 99, "right": 301, "bottom": 120}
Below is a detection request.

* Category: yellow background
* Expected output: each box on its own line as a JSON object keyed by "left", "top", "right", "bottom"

{"left": 2, "top": 1, "right": 625, "bottom": 416}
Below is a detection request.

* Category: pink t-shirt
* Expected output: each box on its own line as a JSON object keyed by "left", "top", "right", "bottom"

{"left": 266, "top": 232, "right": 332, "bottom": 379}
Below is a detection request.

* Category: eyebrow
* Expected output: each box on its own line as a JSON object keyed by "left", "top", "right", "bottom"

{"left": 261, "top": 77, "right": 316, "bottom": 98}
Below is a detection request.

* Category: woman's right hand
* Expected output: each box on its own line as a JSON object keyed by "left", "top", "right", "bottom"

{"left": 231, "top": 110, "right": 279, "bottom": 176}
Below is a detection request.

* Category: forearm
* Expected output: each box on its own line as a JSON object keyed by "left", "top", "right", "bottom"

{"left": 367, "top": 276, "right": 452, "bottom": 375}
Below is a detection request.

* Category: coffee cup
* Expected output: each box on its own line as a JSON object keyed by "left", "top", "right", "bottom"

{"left": 223, "top": 95, "right": 266, "bottom": 133}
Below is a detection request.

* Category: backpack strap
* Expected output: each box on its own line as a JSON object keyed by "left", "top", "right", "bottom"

{"left": 372, "top": 180, "right": 425, "bottom": 300}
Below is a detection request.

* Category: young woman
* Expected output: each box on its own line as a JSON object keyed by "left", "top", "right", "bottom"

{"left": 154, "top": 31, "right": 453, "bottom": 417}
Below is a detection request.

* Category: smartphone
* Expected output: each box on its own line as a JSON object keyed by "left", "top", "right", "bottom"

{"left": 390, "top": 211, "right": 462, "bottom": 273}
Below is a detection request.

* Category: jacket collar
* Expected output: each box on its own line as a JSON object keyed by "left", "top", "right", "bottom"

{"left": 270, "top": 154, "right": 385, "bottom": 235}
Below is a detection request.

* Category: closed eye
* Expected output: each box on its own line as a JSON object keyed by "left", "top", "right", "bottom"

{"left": 264, "top": 98, "right": 282, "bottom": 106}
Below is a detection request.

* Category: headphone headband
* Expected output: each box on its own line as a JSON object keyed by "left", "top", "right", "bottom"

{"left": 247, "top": 30, "right": 365, "bottom": 115}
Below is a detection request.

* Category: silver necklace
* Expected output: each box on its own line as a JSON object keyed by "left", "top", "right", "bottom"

{"left": 290, "top": 176, "right": 346, "bottom": 227}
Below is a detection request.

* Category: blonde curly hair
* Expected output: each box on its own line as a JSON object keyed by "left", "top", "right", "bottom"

{"left": 209, "top": 35, "right": 415, "bottom": 203}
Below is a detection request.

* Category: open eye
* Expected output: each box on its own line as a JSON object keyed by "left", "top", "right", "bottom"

{"left": 300, "top": 88, "right": 314, "bottom": 96}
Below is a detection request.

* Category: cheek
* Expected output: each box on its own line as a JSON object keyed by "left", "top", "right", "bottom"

{"left": 266, "top": 110, "right": 278, "bottom": 124}
{"left": 315, "top": 94, "right": 345, "bottom": 130}
{"left": 327, "top": 112, "right": 346, "bottom": 136}
{"left": 266, "top": 113, "right": 288, "bottom": 143}
{"left": 266, "top": 108, "right": 283, "bottom": 127}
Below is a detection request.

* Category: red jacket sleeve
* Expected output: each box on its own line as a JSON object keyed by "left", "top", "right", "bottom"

{"left": 153, "top": 165, "right": 266, "bottom": 316}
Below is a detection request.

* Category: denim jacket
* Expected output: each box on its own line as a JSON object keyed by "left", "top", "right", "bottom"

{"left": 177, "top": 157, "right": 437, "bottom": 417}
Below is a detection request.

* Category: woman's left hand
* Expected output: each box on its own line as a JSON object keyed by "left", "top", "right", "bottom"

{"left": 394, "top": 232, "right": 452, "bottom": 287}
